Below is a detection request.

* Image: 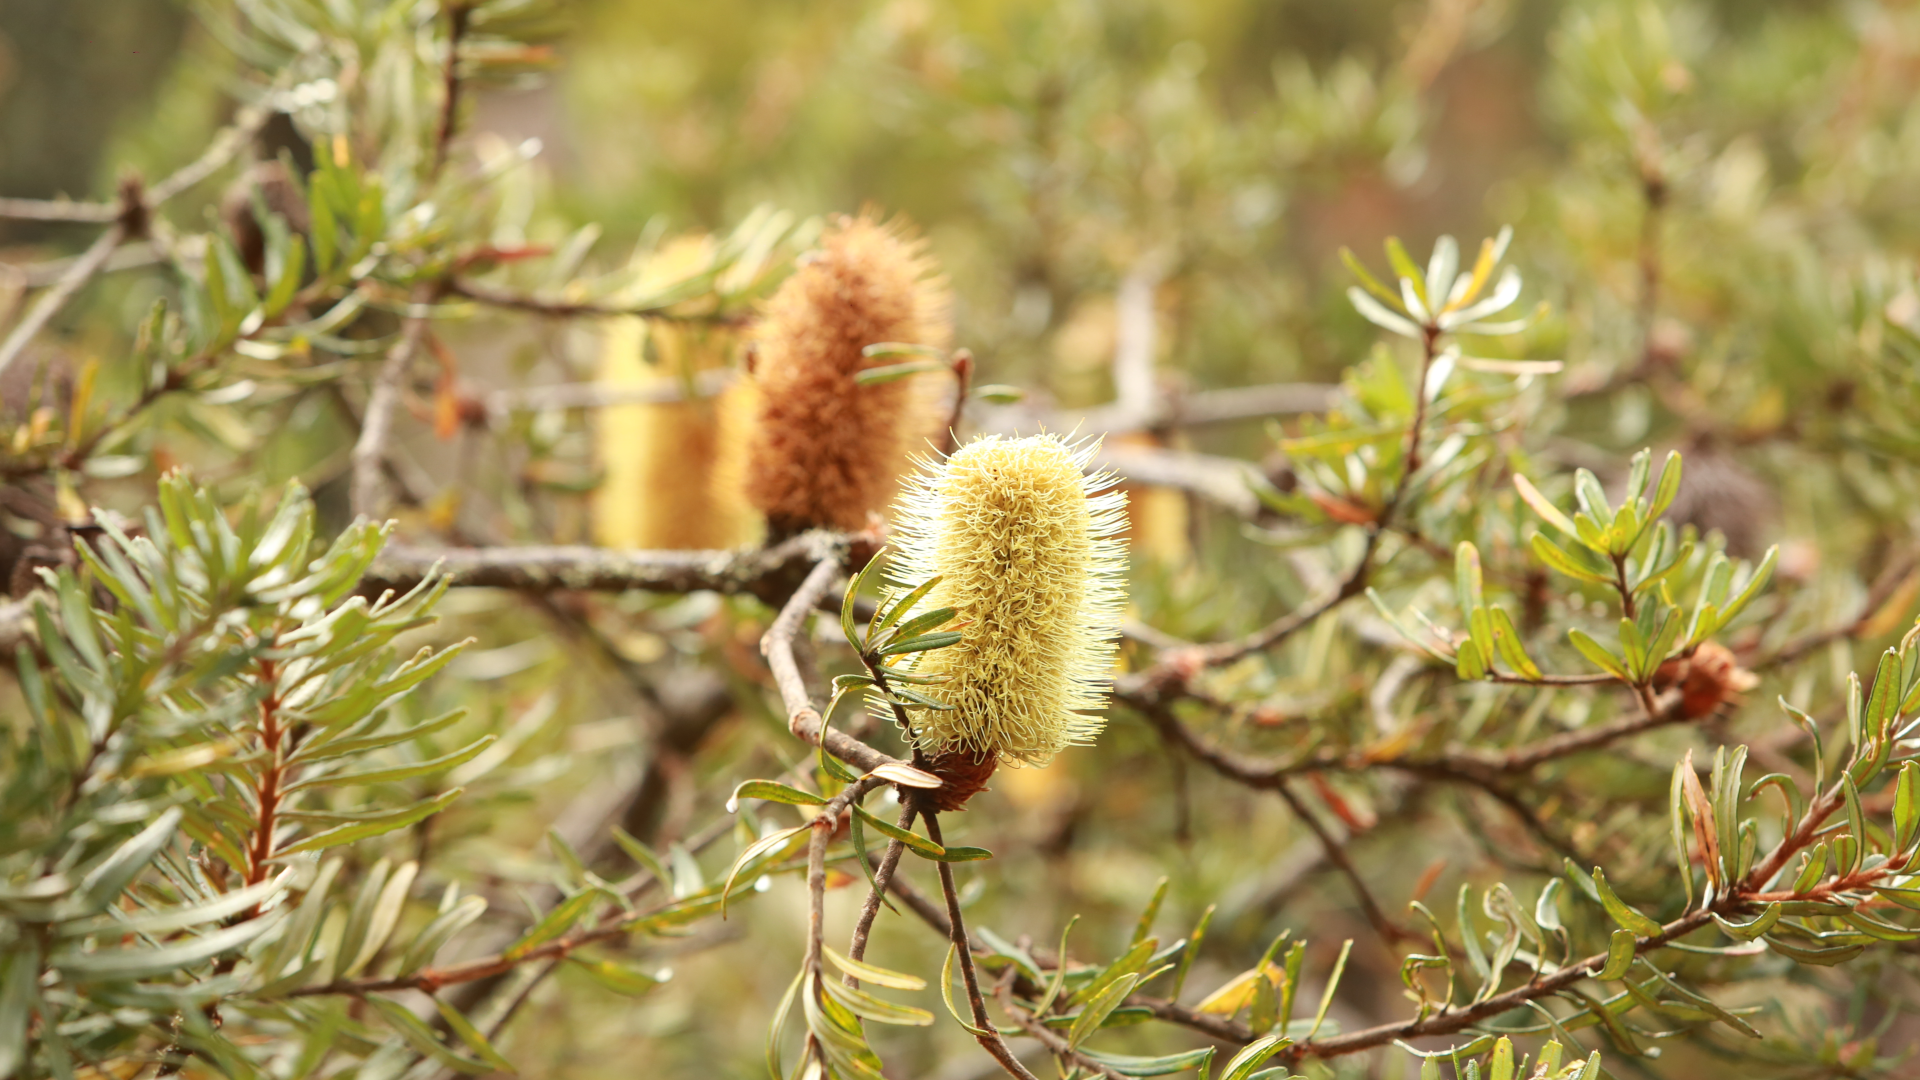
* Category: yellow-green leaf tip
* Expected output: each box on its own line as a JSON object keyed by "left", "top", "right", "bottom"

{"left": 888, "top": 433, "right": 1129, "bottom": 767}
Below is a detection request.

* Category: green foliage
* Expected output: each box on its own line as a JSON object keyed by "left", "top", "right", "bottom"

{"left": 9, "top": 0, "right": 1920, "bottom": 1078}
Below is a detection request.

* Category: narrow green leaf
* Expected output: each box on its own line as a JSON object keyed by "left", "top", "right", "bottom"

{"left": 1133, "top": 877, "right": 1170, "bottom": 947}
{"left": 1531, "top": 533, "right": 1613, "bottom": 584}
{"left": 939, "top": 944, "right": 992, "bottom": 1036}
{"left": 1763, "top": 935, "right": 1863, "bottom": 966}
{"left": 1567, "top": 629, "right": 1629, "bottom": 681}
{"left": 397, "top": 894, "right": 488, "bottom": 976}
{"left": 504, "top": 888, "right": 604, "bottom": 962}
{"left": 1669, "top": 763, "right": 1695, "bottom": 912}
{"left": 855, "top": 359, "right": 945, "bottom": 386}
{"left": 276, "top": 788, "right": 462, "bottom": 855}
{"left": 821, "top": 977, "right": 935, "bottom": 1026}
{"left": 286, "top": 735, "right": 495, "bottom": 792}
{"left": 884, "top": 606, "right": 959, "bottom": 651}
{"left": 870, "top": 575, "right": 942, "bottom": 645}
{"left": 1514, "top": 474, "right": 1579, "bottom": 537}
{"left": 924, "top": 845, "right": 993, "bottom": 862}
{"left": 1385, "top": 236, "right": 1427, "bottom": 308}
{"left": 721, "top": 824, "right": 809, "bottom": 915}
{"left": 823, "top": 946, "right": 926, "bottom": 990}
{"left": 1590, "top": 868, "right": 1661, "bottom": 936}
{"left": 611, "top": 826, "right": 674, "bottom": 887}
{"left": 767, "top": 968, "right": 803, "bottom": 1080}
{"left": 1036, "top": 915, "right": 1080, "bottom": 1015}
{"left": 1170, "top": 905, "right": 1213, "bottom": 1002}
{"left": 1220, "top": 1033, "right": 1292, "bottom": 1080}
{"left": 1595, "top": 929, "right": 1636, "bottom": 980}
{"left": 52, "top": 910, "right": 281, "bottom": 981}
{"left": 852, "top": 804, "right": 944, "bottom": 858}
{"left": 1308, "top": 939, "right": 1352, "bottom": 1039}
{"left": 1897, "top": 761, "right": 1919, "bottom": 854}
{"left": 433, "top": 997, "right": 517, "bottom": 1073}
{"left": 1649, "top": 451, "right": 1683, "bottom": 519}
{"left": 877, "top": 631, "right": 964, "bottom": 657}
{"left": 1341, "top": 246, "right": 1399, "bottom": 304}
{"left": 1068, "top": 973, "right": 1140, "bottom": 1049}
{"left": 366, "top": 995, "right": 490, "bottom": 1074}
{"left": 0, "top": 948, "right": 38, "bottom": 1080}
{"left": 727, "top": 780, "right": 826, "bottom": 813}
{"left": 1488, "top": 606, "right": 1542, "bottom": 680}
{"left": 77, "top": 808, "right": 183, "bottom": 915}
{"left": 1077, "top": 1047, "right": 1216, "bottom": 1077}
{"left": 1843, "top": 775, "right": 1867, "bottom": 875}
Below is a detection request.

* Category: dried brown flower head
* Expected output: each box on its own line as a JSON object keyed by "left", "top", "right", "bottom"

{"left": 743, "top": 213, "right": 950, "bottom": 536}
{"left": 1653, "top": 640, "right": 1759, "bottom": 719}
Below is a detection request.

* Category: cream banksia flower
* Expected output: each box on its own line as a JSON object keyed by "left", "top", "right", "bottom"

{"left": 888, "top": 433, "right": 1128, "bottom": 770}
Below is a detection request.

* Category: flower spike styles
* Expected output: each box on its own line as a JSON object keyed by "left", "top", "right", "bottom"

{"left": 888, "top": 434, "right": 1129, "bottom": 768}
{"left": 743, "top": 212, "right": 950, "bottom": 537}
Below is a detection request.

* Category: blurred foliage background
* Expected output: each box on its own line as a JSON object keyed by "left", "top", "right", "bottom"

{"left": 6, "top": 0, "right": 1920, "bottom": 1078}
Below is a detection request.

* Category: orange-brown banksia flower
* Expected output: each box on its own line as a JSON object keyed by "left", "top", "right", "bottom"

{"left": 888, "top": 434, "right": 1129, "bottom": 768}
{"left": 743, "top": 213, "right": 950, "bottom": 537}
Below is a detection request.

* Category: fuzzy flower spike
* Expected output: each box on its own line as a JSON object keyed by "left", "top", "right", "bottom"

{"left": 888, "top": 433, "right": 1129, "bottom": 770}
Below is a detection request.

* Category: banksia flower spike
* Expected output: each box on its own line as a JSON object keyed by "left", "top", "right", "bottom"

{"left": 594, "top": 235, "right": 753, "bottom": 550}
{"left": 743, "top": 213, "right": 951, "bottom": 537}
{"left": 888, "top": 434, "right": 1129, "bottom": 774}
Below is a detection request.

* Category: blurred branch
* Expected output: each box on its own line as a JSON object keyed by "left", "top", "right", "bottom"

{"left": 1094, "top": 444, "right": 1272, "bottom": 520}
{"left": 1112, "top": 251, "right": 1169, "bottom": 421}
{"left": 0, "top": 596, "right": 31, "bottom": 654}
{"left": 979, "top": 381, "right": 1336, "bottom": 438}
{"left": 761, "top": 556, "right": 903, "bottom": 775}
{"left": 350, "top": 301, "right": 436, "bottom": 519}
{"left": 0, "top": 198, "right": 119, "bottom": 223}
{"left": 364, "top": 529, "right": 849, "bottom": 607}
{"left": 1, "top": 241, "right": 162, "bottom": 288}
{"left": 1270, "top": 778, "right": 1414, "bottom": 945}
{"left": 445, "top": 277, "right": 751, "bottom": 325}
{"left": 483, "top": 369, "right": 734, "bottom": 420}
{"left": 0, "top": 182, "right": 140, "bottom": 378}
{"left": 147, "top": 105, "right": 271, "bottom": 205}
{"left": 1132, "top": 688, "right": 1689, "bottom": 790}
{"left": 1116, "top": 548, "right": 1375, "bottom": 701}
{"left": 431, "top": 2, "right": 474, "bottom": 180}
{"left": 1755, "top": 546, "right": 1919, "bottom": 671}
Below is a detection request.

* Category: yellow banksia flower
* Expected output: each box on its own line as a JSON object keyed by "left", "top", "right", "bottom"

{"left": 594, "top": 235, "right": 755, "bottom": 550}
{"left": 743, "top": 212, "right": 950, "bottom": 536}
{"left": 888, "top": 434, "right": 1128, "bottom": 767}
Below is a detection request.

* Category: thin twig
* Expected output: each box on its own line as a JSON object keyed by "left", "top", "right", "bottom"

{"left": 445, "top": 277, "right": 751, "bottom": 325}
{"left": 761, "top": 557, "right": 909, "bottom": 775}
{"left": 923, "top": 811, "right": 1043, "bottom": 1080}
{"left": 431, "top": 3, "right": 474, "bottom": 180}
{"left": 0, "top": 222, "right": 126, "bottom": 380}
{"left": 845, "top": 804, "right": 915, "bottom": 984}
{"left": 0, "top": 242, "right": 162, "bottom": 288}
{"left": 483, "top": 369, "right": 733, "bottom": 420}
{"left": 1271, "top": 779, "right": 1412, "bottom": 945}
{"left": 0, "top": 198, "right": 118, "bottom": 223}
{"left": 147, "top": 106, "right": 272, "bottom": 205}
{"left": 350, "top": 301, "right": 435, "bottom": 519}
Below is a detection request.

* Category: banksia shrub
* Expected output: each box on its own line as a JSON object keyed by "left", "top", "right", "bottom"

{"left": 888, "top": 434, "right": 1128, "bottom": 768}
{"left": 743, "top": 213, "right": 950, "bottom": 536}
